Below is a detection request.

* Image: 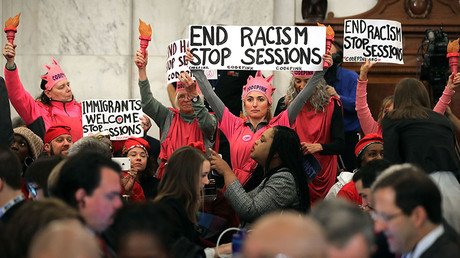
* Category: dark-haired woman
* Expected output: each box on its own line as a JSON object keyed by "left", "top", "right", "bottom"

{"left": 210, "top": 126, "right": 310, "bottom": 225}
{"left": 153, "top": 146, "right": 230, "bottom": 256}
{"left": 357, "top": 60, "right": 460, "bottom": 135}
{"left": 154, "top": 146, "right": 209, "bottom": 243}
{"left": 3, "top": 42, "right": 83, "bottom": 141}
{"left": 382, "top": 77, "right": 460, "bottom": 233}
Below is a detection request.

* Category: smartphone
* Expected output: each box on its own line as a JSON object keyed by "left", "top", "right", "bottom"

{"left": 112, "top": 157, "right": 131, "bottom": 171}
{"left": 203, "top": 179, "right": 217, "bottom": 202}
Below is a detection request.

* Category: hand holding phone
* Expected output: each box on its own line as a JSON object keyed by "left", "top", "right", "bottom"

{"left": 112, "top": 157, "right": 131, "bottom": 171}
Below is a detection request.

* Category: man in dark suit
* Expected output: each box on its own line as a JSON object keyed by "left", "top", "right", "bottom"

{"left": 0, "top": 147, "right": 26, "bottom": 225}
{"left": 371, "top": 164, "right": 460, "bottom": 258}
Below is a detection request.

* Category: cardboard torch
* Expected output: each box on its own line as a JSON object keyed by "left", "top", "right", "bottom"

{"left": 447, "top": 38, "right": 459, "bottom": 74}
{"left": 317, "top": 22, "right": 335, "bottom": 68}
{"left": 4, "top": 13, "right": 20, "bottom": 44}
{"left": 138, "top": 19, "right": 152, "bottom": 57}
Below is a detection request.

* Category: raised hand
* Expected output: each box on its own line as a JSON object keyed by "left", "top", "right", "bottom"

{"left": 2, "top": 42, "right": 16, "bottom": 68}
{"left": 359, "top": 59, "right": 376, "bottom": 81}
{"left": 179, "top": 71, "right": 198, "bottom": 96}
{"left": 135, "top": 49, "right": 148, "bottom": 69}
{"left": 120, "top": 170, "right": 138, "bottom": 194}
{"left": 447, "top": 72, "right": 460, "bottom": 90}
{"left": 323, "top": 53, "right": 333, "bottom": 68}
{"left": 209, "top": 149, "right": 232, "bottom": 176}
{"left": 185, "top": 48, "right": 194, "bottom": 63}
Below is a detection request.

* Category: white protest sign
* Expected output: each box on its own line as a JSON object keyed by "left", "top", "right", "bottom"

{"left": 343, "top": 19, "right": 404, "bottom": 64}
{"left": 188, "top": 25, "right": 326, "bottom": 71}
{"left": 166, "top": 39, "right": 191, "bottom": 84}
{"left": 166, "top": 39, "right": 219, "bottom": 84}
{"left": 204, "top": 69, "right": 218, "bottom": 80}
{"left": 82, "top": 99, "right": 143, "bottom": 140}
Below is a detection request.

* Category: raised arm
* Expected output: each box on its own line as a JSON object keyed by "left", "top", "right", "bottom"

{"left": 190, "top": 70, "right": 226, "bottom": 121}
{"left": 356, "top": 60, "right": 381, "bottom": 134}
{"left": 287, "top": 70, "right": 325, "bottom": 125}
{"left": 3, "top": 42, "right": 41, "bottom": 124}
{"left": 134, "top": 49, "right": 172, "bottom": 128}
{"left": 433, "top": 73, "right": 459, "bottom": 114}
{"left": 180, "top": 72, "right": 217, "bottom": 140}
{"left": 287, "top": 54, "right": 332, "bottom": 125}
{"left": 185, "top": 50, "right": 226, "bottom": 121}
{"left": 209, "top": 148, "right": 298, "bottom": 221}
{"left": 225, "top": 171, "right": 298, "bottom": 222}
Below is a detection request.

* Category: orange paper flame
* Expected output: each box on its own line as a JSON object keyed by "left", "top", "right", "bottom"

{"left": 317, "top": 22, "right": 335, "bottom": 37}
{"left": 138, "top": 19, "right": 152, "bottom": 38}
{"left": 447, "top": 38, "right": 459, "bottom": 54}
{"left": 5, "top": 13, "right": 20, "bottom": 29}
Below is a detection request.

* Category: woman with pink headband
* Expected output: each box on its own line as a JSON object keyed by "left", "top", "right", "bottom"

{"left": 3, "top": 43, "right": 83, "bottom": 141}
{"left": 275, "top": 69, "right": 345, "bottom": 204}
{"left": 184, "top": 51, "right": 332, "bottom": 187}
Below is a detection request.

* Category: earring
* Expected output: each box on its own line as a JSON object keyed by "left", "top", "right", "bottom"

{"left": 24, "top": 156, "right": 34, "bottom": 168}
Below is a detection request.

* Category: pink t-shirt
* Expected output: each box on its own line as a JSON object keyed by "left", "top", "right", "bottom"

{"left": 219, "top": 108, "right": 290, "bottom": 185}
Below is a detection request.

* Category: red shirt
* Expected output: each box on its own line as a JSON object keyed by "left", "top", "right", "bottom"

{"left": 337, "top": 181, "right": 362, "bottom": 206}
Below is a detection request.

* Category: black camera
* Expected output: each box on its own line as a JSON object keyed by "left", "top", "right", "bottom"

{"left": 420, "top": 28, "right": 450, "bottom": 102}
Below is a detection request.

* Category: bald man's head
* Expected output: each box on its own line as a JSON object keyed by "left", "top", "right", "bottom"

{"left": 243, "top": 212, "right": 328, "bottom": 258}
{"left": 29, "top": 219, "right": 99, "bottom": 258}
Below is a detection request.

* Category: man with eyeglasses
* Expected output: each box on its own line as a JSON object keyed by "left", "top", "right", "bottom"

{"left": 371, "top": 164, "right": 460, "bottom": 258}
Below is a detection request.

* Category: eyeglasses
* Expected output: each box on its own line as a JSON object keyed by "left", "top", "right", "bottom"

{"left": 27, "top": 182, "right": 41, "bottom": 199}
{"left": 370, "top": 211, "right": 404, "bottom": 223}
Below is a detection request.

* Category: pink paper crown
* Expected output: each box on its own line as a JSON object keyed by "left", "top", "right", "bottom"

{"left": 291, "top": 70, "right": 314, "bottom": 79}
{"left": 242, "top": 71, "right": 275, "bottom": 104}
{"left": 40, "top": 58, "right": 67, "bottom": 91}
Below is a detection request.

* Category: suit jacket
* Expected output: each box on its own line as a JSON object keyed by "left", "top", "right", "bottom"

{"left": 420, "top": 231, "right": 460, "bottom": 258}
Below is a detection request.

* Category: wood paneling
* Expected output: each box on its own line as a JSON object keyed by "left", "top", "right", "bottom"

{"left": 297, "top": 0, "right": 460, "bottom": 121}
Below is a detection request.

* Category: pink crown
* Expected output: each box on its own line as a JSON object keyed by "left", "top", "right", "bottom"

{"left": 242, "top": 71, "right": 275, "bottom": 104}
{"left": 40, "top": 58, "right": 67, "bottom": 91}
{"left": 291, "top": 70, "right": 314, "bottom": 79}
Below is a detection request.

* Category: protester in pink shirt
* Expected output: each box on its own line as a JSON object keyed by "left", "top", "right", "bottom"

{"left": 3, "top": 42, "right": 83, "bottom": 141}
{"left": 186, "top": 50, "right": 332, "bottom": 186}
{"left": 356, "top": 59, "right": 460, "bottom": 135}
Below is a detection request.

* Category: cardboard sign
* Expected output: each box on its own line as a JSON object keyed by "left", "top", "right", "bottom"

{"left": 166, "top": 39, "right": 219, "bottom": 84}
{"left": 82, "top": 99, "right": 143, "bottom": 140}
{"left": 343, "top": 19, "right": 404, "bottom": 64}
{"left": 188, "top": 25, "right": 326, "bottom": 71}
{"left": 166, "top": 39, "right": 192, "bottom": 84}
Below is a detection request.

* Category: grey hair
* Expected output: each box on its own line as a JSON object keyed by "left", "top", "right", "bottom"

{"left": 310, "top": 199, "right": 375, "bottom": 250}
{"left": 284, "top": 77, "right": 330, "bottom": 112}
{"left": 371, "top": 163, "right": 415, "bottom": 191}
{"left": 67, "top": 136, "right": 112, "bottom": 159}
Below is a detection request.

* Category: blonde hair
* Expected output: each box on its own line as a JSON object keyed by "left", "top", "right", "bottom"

{"left": 377, "top": 95, "right": 394, "bottom": 124}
